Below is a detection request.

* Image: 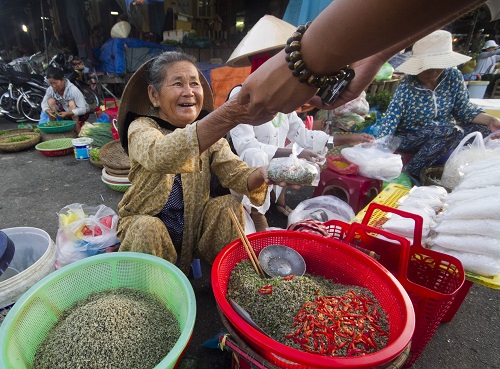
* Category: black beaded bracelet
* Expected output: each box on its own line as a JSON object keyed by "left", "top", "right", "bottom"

{"left": 285, "top": 22, "right": 355, "bottom": 104}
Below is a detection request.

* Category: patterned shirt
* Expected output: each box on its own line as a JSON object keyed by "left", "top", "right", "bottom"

{"left": 375, "top": 68, "right": 483, "bottom": 138}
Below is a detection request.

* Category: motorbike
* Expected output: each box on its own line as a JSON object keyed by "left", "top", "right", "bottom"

{"left": 0, "top": 62, "right": 46, "bottom": 123}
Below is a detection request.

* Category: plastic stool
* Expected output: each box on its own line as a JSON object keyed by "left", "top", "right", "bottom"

{"left": 313, "top": 168, "right": 382, "bottom": 214}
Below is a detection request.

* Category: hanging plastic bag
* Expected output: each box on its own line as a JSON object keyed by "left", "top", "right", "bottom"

{"left": 267, "top": 143, "right": 320, "bottom": 186}
{"left": 55, "top": 203, "right": 119, "bottom": 269}
{"left": 340, "top": 136, "right": 403, "bottom": 181}
{"left": 441, "top": 132, "right": 488, "bottom": 190}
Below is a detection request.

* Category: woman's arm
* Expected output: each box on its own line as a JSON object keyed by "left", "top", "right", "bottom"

{"left": 238, "top": 0, "right": 487, "bottom": 115}
{"left": 472, "top": 113, "right": 500, "bottom": 133}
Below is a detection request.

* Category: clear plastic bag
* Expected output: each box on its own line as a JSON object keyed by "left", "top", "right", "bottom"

{"left": 340, "top": 136, "right": 403, "bottom": 181}
{"left": 287, "top": 195, "right": 355, "bottom": 227}
{"left": 441, "top": 132, "right": 488, "bottom": 190}
{"left": 267, "top": 143, "right": 320, "bottom": 186}
{"left": 55, "top": 203, "right": 119, "bottom": 269}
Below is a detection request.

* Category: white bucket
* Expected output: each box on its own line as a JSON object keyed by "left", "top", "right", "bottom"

{"left": 0, "top": 227, "right": 56, "bottom": 309}
{"left": 72, "top": 137, "right": 93, "bottom": 160}
{"left": 467, "top": 81, "right": 489, "bottom": 99}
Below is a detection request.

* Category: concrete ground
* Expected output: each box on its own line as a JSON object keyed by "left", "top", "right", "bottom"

{"left": 0, "top": 118, "right": 498, "bottom": 369}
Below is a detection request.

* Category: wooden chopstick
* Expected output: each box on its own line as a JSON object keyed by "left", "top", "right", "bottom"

{"left": 228, "top": 208, "right": 265, "bottom": 277}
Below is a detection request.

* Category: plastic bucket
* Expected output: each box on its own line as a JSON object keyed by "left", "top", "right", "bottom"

{"left": 467, "top": 81, "right": 489, "bottom": 99}
{"left": 0, "top": 227, "right": 56, "bottom": 309}
{"left": 72, "top": 137, "right": 93, "bottom": 160}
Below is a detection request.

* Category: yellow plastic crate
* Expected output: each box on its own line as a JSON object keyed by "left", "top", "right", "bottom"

{"left": 352, "top": 183, "right": 500, "bottom": 289}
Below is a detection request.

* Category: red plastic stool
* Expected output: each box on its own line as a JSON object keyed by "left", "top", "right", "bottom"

{"left": 313, "top": 168, "right": 383, "bottom": 214}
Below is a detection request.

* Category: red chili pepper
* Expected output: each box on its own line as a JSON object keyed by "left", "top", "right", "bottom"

{"left": 284, "top": 274, "right": 295, "bottom": 281}
{"left": 258, "top": 285, "right": 273, "bottom": 294}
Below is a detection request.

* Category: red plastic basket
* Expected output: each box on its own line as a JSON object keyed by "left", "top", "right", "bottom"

{"left": 340, "top": 204, "right": 465, "bottom": 368}
{"left": 212, "top": 231, "right": 415, "bottom": 369}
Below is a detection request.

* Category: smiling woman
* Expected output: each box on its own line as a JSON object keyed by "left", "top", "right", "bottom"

{"left": 116, "top": 51, "right": 280, "bottom": 275}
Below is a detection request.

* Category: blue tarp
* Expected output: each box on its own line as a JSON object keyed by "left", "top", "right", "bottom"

{"left": 97, "top": 38, "right": 178, "bottom": 75}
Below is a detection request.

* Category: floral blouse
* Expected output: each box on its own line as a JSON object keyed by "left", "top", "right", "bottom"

{"left": 375, "top": 68, "right": 483, "bottom": 138}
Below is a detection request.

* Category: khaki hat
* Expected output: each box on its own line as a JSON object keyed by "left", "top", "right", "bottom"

{"left": 396, "top": 30, "right": 471, "bottom": 75}
{"left": 226, "top": 15, "right": 296, "bottom": 67}
{"left": 117, "top": 54, "right": 214, "bottom": 139}
{"left": 110, "top": 21, "right": 131, "bottom": 38}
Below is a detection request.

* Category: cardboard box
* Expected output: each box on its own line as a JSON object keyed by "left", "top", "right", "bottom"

{"left": 176, "top": 20, "right": 192, "bottom": 31}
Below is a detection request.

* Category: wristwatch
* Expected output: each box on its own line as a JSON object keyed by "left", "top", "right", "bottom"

{"left": 316, "top": 68, "right": 355, "bottom": 105}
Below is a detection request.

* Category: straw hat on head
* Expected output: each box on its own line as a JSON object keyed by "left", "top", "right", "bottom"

{"left": 117, "top": 55, "right": 214, "bottom": 140}
{"left": 396, "top": 30, "right": 471, "bottom": 75}
{"left": 226, "top": 15, "right": 296, "bottom": 67}
{"left": 110, "top": 21, "right": 131, "bottom": 38}
{"left": 483, "top": 39, "right": 499, "bottom": 50}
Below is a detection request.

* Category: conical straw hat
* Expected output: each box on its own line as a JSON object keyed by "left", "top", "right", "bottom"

{"left": 110, "top": 21, "right": 131, "bottom": 38}
{"left": 117, "top": 54, "right": 214, "bottom": 140}
{"left": 226, "top": 15, "right": 296, "bottom": 68}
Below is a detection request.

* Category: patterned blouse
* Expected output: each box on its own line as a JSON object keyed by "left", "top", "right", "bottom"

{"left": 375, "top": 68, "right": 483, "bottom": 138}
{"left": 117, "top": 116, "right": 267, "bottom": 272}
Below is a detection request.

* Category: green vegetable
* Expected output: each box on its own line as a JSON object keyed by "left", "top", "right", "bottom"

{"left": 80, "top": 123, "right": 114, "bottom": 148}
{"left": 89, "top": 148, "right": 100, "bottom": 162}
{"left": 7, "top": 135, "right": 31, "bottom": 142}
{"left": 366, "top": 90, "right": 393, "bottom": 113}
{"left": 374, "top": 62, "right": 394, "bottom": 81}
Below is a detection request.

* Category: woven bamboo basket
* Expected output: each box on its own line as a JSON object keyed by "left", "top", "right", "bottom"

{"left": 99, "top": 140, "right": 130, "bottom": 170}
{"left": 0, "top": 132, "right": 41, "bottom": 152}
{"left": 90, "top": 157, "right": 104, "bottom": 168}
{"left": 0, "top": 128, "right": 33, "bottom": 138}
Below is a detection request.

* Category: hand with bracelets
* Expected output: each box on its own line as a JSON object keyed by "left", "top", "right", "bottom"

{"left": 236, "top": 0, "right": 486, "bottom": 116}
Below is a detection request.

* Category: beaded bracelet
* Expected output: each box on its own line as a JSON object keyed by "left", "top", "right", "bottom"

{"left": 285, "top": 22, "right": 355, "bottom": 104}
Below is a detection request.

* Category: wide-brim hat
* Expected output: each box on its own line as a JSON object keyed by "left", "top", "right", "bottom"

{"left": 396, "top": 30, "right": 471, "bottom": 75}
{"left": 226, "top": 15, "right": 296, "bottom": 67}
{"left": 117, "top": 56, "right": 214, "bottom": 139}
{"left": 483, "top": 39, "right": 499, "bottom": 50}
{"left": 110, "top": 21, "right": 131, "bottom": 38}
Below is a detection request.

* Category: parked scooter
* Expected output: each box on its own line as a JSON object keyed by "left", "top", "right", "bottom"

{"left": 0, "top": 62, "right": 46, "bottom": 122}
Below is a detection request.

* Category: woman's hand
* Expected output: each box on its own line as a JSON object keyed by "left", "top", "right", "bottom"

{"left": 488, "top": 116, "right": 500, "bottom": 133}
{"left": 237, "top": 50, "right": 319, "bottom": 116}
{"left": 298, "top": 149, "right": 320, "bottom": 162}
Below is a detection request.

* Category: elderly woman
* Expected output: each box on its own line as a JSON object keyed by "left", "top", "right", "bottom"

{"left": 41, "top": 67, "right": 89, "bottom": 133}
{"left": 374, "top": 30, "right": 500, "bottom": 181}
{"left": 116, "top": 51, "right": 276, "bottom": 275}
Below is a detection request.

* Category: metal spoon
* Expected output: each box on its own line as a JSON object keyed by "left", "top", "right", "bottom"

{"left": 230, "top": 299, "right": 267, "bottom": 336}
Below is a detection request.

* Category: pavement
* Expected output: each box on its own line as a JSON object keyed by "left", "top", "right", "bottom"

{"left": 0, "top": 117, "right": 499, "bottom": 369}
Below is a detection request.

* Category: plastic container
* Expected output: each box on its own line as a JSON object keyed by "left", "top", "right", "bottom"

{"left": 0, "top": 227, "right": 56, "bottom": 309}
{"left": 72, "top": 137, "right": 93, "bottom": 160}
{"left": 0, "top": 252, "right": 196, "bottom": 369}
{"left": 212, "top": 230, "right": 415, "bottom": 369}
{"left": 466, "top": 81, "right": 489, "bottom": 99}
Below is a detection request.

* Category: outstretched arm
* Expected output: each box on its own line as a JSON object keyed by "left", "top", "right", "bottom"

{"left": 238, "top": 0, "right": 486, "bottom": 114}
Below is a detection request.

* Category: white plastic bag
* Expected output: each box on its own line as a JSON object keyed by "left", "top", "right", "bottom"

{"left": 441, "top": 132, "right": 488, "bottom": 189}
{"left": 429, "top": 245, "right": 500, "bottom": 277}
{"left": 55, "top": 203, "right": 119, "bottom": 269}
{"left": 340, "top": 136, "right": 403, "bottom": 181}
{"left": 267, "top": 143, "right": 320, "bottom": 186}
{"left": 287, "top": 195, "right": 355, "bottom": 227}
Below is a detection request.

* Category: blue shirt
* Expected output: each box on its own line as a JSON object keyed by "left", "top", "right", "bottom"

{"left": 375, "top": 68, "right": 483, "bottom": 138}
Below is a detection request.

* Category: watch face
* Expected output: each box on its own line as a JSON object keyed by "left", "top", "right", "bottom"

{"left": 316, "top": 68, "right": 355, "bottom": 104}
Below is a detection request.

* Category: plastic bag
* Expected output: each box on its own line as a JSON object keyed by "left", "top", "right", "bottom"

{"left": 340, "top": 136, "right": 403, "bottom": 181}
{"left": 484, "top": 130, "right": 500, "bottom": 150}
{"left": 441, "top": 132, "right": 488, "bottom": 190}
{"left": 374, "top": 62, "right": 394, "bottom": 81}
{"left": 55, "top": 203, "right": 119, "bottom": 269}
{"left": 287, "top": 195, "right": 355, "bottom": 227}
{"left": 39, "top": 111, "right": 50, "bottom": 124}
{"left": 267, "top": 144, "right": 320, "bottom": 186}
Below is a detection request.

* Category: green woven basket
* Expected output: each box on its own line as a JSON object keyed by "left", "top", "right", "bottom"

{"left": 35, "top": 138, "right": 74, "bottom": 157}
{"left": 37, "top": 121, "right": 76, "bottom": 133}
{"left": 0, "top": 253, "right": 196, "bottom": 369}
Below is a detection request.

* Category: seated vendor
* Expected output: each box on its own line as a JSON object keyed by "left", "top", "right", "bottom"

{"left": 116, "top": 51, "right": 291, "bottom": 275}
{"left": 41, "top": 67, "right": 89, "bottom": 134}
{"left": 373, "top": 30, "right": 500, "bottom": 182}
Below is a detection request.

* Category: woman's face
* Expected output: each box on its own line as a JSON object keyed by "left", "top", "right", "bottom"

{"left": 48, "top": 78, "right": 65, "bottom": 93}
{"left": 149, "top": 61, "right": 204, "bottom": 127}
{"left": 417, "top": 68, "right": 444, "bottom": 85}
